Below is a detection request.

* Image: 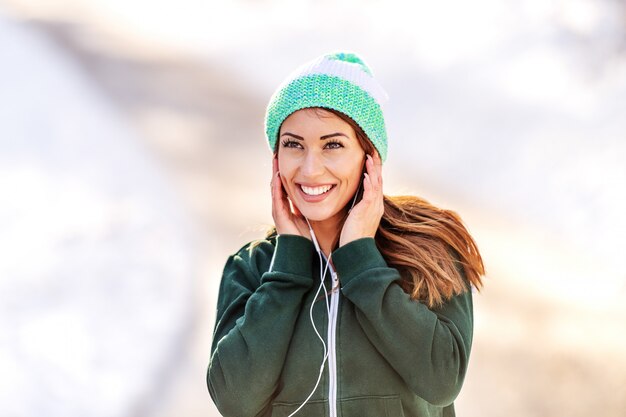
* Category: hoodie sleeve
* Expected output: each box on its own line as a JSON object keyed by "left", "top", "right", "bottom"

{"left": 207, "top": 235, "right": 315, "bottom": 417}
{"left": 332, "top": 237, "right": 474, "bottom": 407}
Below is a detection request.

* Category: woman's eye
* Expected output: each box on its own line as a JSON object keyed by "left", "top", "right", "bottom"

{"left": 324, "top": 141, "right": 343, "bottom": 149}
{"left": 281, "top": 139, "right": 303, "bottom": 149}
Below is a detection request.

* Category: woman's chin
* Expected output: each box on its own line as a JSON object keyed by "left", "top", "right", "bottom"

{"left": 298, "top": 212, "right": 331, "bottom": 222}
{"left": 296, "top": 206, "right": 336, "bottom": 223}
{"left": 298, "top": 206, "right": 350, "bottom": 224}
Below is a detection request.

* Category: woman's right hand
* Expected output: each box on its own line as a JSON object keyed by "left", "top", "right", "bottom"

{"left": 271, "top": 157, "right": 311, "bottom": 239}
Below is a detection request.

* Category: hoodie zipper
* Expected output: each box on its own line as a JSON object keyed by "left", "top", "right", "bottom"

{"left": 327, "top": 269, "right": 339, "bottom": 417}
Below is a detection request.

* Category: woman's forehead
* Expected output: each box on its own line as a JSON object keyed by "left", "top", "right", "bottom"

{"left": 281, "top": 109, "right": 352, "bottom": 131}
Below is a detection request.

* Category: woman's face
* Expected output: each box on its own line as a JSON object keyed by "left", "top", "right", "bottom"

{"left": 277, "top": 108, "right": 366, "bottom": 223}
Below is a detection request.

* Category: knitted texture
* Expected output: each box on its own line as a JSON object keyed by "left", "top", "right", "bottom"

{"left": 264, "top": 52, "right": 389, "bottom": 161}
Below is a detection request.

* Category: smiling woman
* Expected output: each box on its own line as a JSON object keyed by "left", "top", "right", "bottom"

{"left": 207, "top": 51, "right": 485, "bottom": 417}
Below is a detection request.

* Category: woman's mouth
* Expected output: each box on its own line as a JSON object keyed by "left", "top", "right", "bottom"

{"left": 301, "top": 184, "right": 333, "bottom": 195}
{"left": 297, "top": 184, "right": 335, "bottom": 202}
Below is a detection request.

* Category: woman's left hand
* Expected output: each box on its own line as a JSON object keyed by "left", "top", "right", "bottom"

{"left": 339, "top": 152, "right": 384, "bottom": 247}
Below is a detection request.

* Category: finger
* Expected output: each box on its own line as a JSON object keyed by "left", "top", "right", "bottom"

{"left": 366, "top": 154, "right": 381, "bottom": 192}
{"left": 271, "top": 158, "right": 277, "bottom": 192}
{"left": 271, "top": 171, "right": 280, "bottom": 210}
{"left": 370, "top": 153, "right": 383, "bottom": 188}
{"left": 365, "top": 154, "right": 373, "bottom": 174}
{"left": 362, "top": 172, "right": 373, "bottom": 202}
{"left": 373, "top": 151, "right": 383, "bottom": 167}
{"left": 273, "top": 172, "right": 289, "bottom": 212}
{"left": 373, "top": 151, "right": 383, "bottom": 177}
{"left": 277, "top": 174, "right": 294, "bottom": 214}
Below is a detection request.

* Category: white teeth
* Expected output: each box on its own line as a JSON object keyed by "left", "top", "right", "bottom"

{"left": 301, "top": 185, "right": 333, "bottom": 196}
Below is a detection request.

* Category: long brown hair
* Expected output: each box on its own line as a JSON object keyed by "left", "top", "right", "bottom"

{"left": 273, "top": 107, "right": 484, "bottom": 308}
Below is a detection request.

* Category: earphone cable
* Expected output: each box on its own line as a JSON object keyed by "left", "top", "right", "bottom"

{"left": 286, "top": 220, "right": 331, "bottom": 417}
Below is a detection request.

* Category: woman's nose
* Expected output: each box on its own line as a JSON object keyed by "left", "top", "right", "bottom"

{"left": 301, "top": 151, "right": 324, "bottom": 177}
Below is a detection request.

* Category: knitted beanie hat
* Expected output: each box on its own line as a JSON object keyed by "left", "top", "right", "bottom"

{"left": 264, "top": 51, "right": 390, "bottom": 161}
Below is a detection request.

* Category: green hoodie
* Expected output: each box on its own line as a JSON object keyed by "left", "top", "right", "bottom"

{"left": 208, "top": 233, "right": 474, "bottom": 417}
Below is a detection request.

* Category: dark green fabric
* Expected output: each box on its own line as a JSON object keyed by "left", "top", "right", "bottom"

{"left": 208, "top": 234, "right": 474, "bottom": 417}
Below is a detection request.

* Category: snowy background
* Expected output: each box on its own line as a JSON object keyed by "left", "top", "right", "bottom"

{"left": 1, "top": 0, "right": 625, "bottom": 416}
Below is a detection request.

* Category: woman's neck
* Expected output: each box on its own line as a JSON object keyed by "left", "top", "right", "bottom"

{"left": 308, "top": 211, "right": 346, "bottom": 258}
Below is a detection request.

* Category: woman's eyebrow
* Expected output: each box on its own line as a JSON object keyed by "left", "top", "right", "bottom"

{"left": 280, "top": 132, "right": 303, "bottom": 140}
{"left": 320, "top": 133, "right": 349, "bottom": 140}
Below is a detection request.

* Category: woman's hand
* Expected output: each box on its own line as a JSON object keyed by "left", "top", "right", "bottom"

{"left": 271, "top": 157, "right": 311, "bottom": 239}
{"left": 339, "top": 153, "right": 384, "bottom": 247}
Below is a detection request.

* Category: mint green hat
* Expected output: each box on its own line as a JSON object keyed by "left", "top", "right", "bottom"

{"left": 264, "top": 51, "right": 390, "bottom": 161}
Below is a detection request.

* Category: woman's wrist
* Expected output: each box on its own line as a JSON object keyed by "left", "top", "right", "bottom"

{"left": 267, "top": 234, "right": 316, "bottom": 278}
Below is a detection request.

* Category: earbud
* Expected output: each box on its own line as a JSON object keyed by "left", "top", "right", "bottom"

{"left": 309, "top": 225, "right": 322, "bottom": 254}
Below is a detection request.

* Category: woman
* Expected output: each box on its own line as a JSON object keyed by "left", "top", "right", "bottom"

{"left": 207, "top": 51, "right": 484, "bottom": 417}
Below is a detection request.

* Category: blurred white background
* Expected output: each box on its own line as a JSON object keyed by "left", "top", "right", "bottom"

{"left": 1, "top": 0, "right": 625, "bottom": 416}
